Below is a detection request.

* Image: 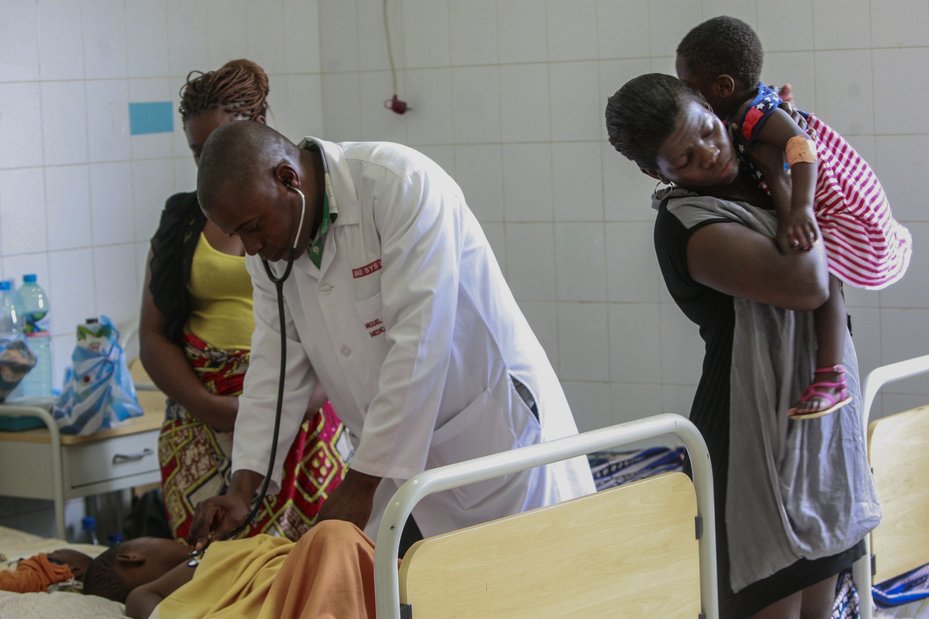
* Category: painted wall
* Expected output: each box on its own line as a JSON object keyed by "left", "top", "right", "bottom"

{"left": 1, "top": 0, "right": 928, "bottom": 532}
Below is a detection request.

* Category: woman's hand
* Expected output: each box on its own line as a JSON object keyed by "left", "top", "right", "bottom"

{"left": 190, "top": 394, "right": 238, "bottom": 433}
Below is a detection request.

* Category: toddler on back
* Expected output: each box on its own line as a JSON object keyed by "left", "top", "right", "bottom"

{"left": 675, "top": 16, "right": 912, "bottom": 419}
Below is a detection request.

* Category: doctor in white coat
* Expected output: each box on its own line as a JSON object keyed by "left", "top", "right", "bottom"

{"left": 188, "top": 121, "right": 594, "bottom": 547}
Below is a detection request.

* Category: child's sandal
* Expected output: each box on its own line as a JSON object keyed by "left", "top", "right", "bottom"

{"left": 788, "top": 364, "right": 853, "bottom": 421}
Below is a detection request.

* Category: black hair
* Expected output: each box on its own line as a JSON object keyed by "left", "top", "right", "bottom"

{"left": 604, "top": 73, "right": 703, "bottom": 170}
{"left": 82, "top": 546, "right": 133, "bottom": 603}
{"left": 676, "top": 15, "right": 763, "bottom": 89}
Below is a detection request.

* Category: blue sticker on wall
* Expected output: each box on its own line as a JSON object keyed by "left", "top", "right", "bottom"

{"left": 129, "top": 101, "right": 174, "bottom": 135}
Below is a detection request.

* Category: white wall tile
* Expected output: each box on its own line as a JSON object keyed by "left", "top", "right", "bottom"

{"left": 47, "top": 248, "right": 96, "bottom": 337}
{"left": 647, "top": 0, "right": 702, "bottom": 58}
{"left": 132, "top": 159, "right": 174, "bottom": 242}
{"left": 549, "top": 61, "right": 602, "bottom": 141}
{"left": 449, "top": 0, "right": 498, "bottom": 66}
{"left": 700, "top": 0, "right": 756, "bottom": 25}
{"left": 454, "top": 144, "right": 504, "bottom": 223}
{"left": 552, "top": 142, "right": 603, "bottom": 222}
{"left": 204, "top": 0, "right": 248, "bottom": 69}
{"left": 37, "top": 0, "right": 84, "bottom": 81}
{"left": 499, "top": 64, "right": 550, "bottom": 143}
{"left": 811, "top": 0, "right": 870, "bottom": 49}
{"left": 879, "top": 309, "right": 929, "bottom": 396}
{"left": 874, "top": 135, "right": 929, "bottom": 223}
{"left": 0, "top": 169, "right": 47, "bottom": 256}
{"left": 480, "top": 221, "right": 505, "bottom": 273}
{"left": 357, "top": 0, "right": 393, "bottom": 72}
{"left": 502, "top": 143, "right": 553, "bottom": 222}
{"left": 563, "top": 380, "right": 612, "bottom": 431}
{"left": 756, "top": 1, "right": 813, "bottom": 53}
{"left": 505, "top": 223, "right": 556, "bottom": 300}
{"left": 284, "top": 1, "right": 321, "bottom": 73}
{"left": 605, "top": 222, "right": 659, "bottom": 302}
{"left": 451, "top": 66, "right": 501, "bottom": 144}
{"left": 848, "top": 307, "right": 882, "bottom": 387}
{"left": 166, "top": 0, "right": 211, "bottom": 78}
{"left": 661, "top": 383, "right": 696, "bottom": 416}
{"left": 555, "top": 222, "right": 607, "bottom": 302}
{"left": 359, "top": 71, "right": 409, "bottom": 144}
{"left": 761, "top": 52, "right": 816, "bottom": 113}
{"left": 414, "top": 145, "right": 455, "bottom": 179}
{"left": 173, "top": 157, "right": 196, "bottom": 195}
{"left": 611, "top": 382, "right": 662, "bottom": 423}
{"left": 596, "top": 0, "right": 650, "bottom": 60}
{"left": 870, "top": 0, "right": 929, "bottom": 48}
{"left": 520, "top": 300, "right": 559, "bottom": 370}
{"left": 0, "top": 83, "right": 44, "bottom": 169}
{"left": 82, "top": 0, "right": 129, "bottom": 79}
{"left": 403, "top": 69, "right": 452, "bottom": 146}
{"left": 813, "top": 50, "right": 873, "bottom": 135}
{"left": 601, "top": 142, "right": 658, "bottom": 222}
{"left": 41, "top": 81, "right": 89, "bottom": 166}
{"left": 873, "top": 48, "right": 929, "bottom": 136}
{"left": 269, "top": 74, "right": 325, "bottom": 143}
{"left": 90, "top": 162, "right": 136, "bottom": 246}
{"left": 126, "top": 0, "right": 169, "bottom": 78}
{"left": 610, "top": 302, "right": 660, "bottom": 383}
{"left": 0, "top": 0, "right": 39, "bottom": 81}
{"left": 496, "top": 0, "right": 548, "bottom": 64}
{"left": 547, "top": 0, "right": 598, "bottom": 61}
{"left": 557, "top": 302, "right": 610, "bottom": 381}
{"left": 247, "top": 0, "right": 287, "bottom": 75}
{"left": 320, "top": 73, "right": 362, "bottom": 141}
{"left": 93, "top": 244, "right": 140, "bottom": 328}
{"left": 402, "top": 0, "right": 450, "bottom": 69}
{"left": 85, "top": 80, "right": 131, "bottom": 163}
{"left": 46, "top": 166, "right": 92, "bottom": 251}
{"left": 318, "top": 0, "right": 359, "bottom": 73}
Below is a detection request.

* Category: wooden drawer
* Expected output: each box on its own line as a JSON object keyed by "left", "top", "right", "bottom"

{"left": 64, "top": 430, "right": 159, "bottom": 490}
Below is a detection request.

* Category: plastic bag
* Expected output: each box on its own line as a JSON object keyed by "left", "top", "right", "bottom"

{"left": 53, "top": 316, "right": 143, "bottom": 435}
{"left": 0, "top": 335, "right": 37, "bottom": 402}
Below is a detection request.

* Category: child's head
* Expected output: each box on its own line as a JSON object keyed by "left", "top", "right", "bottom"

{"left": 675, "top": 16, "right": 763, "bottom": 115}
{"left": 605, "top": 73, "right": 739, "bottom": 189}
{"left": 82, "top": 537, "right": 189, "bottom": 602}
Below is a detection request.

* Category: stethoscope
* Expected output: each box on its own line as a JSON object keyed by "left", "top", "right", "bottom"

{"left": 221, "top": 181, "right": 308, "bottom": 541}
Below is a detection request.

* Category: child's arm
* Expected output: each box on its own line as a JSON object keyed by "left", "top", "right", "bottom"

{"left": 751, "top": 107, "right": 819, "bottom": 252}
{"left": 125, "top": 562, "right": 195, "bottom": 619}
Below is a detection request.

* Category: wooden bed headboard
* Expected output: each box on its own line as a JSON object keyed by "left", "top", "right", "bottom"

{"left": 399, "top": 471, "right": 701, "bottom": 618}
{"left": 868, "top": 404, "right": 929, "bottom": 584}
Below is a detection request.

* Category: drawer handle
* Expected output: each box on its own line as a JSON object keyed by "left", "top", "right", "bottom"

{"left": 112, "top": 448, "right": 154, "bottom": 464}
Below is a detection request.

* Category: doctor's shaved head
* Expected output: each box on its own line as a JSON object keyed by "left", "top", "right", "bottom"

{"left": 196, "top": 120, "right": 298, "bottom": 214}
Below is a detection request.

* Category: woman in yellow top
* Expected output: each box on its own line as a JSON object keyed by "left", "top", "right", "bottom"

{"left": 139, "top": 59, "right": 345, "bottom": 543}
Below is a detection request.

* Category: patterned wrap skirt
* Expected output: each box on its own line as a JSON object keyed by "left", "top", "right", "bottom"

{"left": 158, "top": 332, "right": 346, "bottom": 543}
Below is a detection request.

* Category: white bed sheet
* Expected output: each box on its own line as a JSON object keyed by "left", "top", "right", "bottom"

{"left": 0, "top": 525, "right": 128, "bottom": 618}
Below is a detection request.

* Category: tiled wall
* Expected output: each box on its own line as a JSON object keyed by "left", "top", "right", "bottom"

{"left": 2, "top": 0, "right": 928, "bottom": 531}
{"left": 314, "top": 0, "right": 929, "bottom": 429}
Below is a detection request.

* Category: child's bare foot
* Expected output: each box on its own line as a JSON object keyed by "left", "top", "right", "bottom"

{"left": 788, "top": 365, "right": 852, "bottom": 420}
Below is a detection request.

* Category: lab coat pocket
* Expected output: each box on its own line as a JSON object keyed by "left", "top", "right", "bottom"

{"left": 430, "top": 383, "right": 536, "bottom": 510}
{"left": 355, "top": 291, "right": 386, "bottom": 341}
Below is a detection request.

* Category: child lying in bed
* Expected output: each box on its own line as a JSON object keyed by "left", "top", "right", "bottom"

{"left": 61, "top": 521, "right": 378, "bottom": 619}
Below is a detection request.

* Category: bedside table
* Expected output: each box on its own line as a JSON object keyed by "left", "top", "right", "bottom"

{"left": 0, "top": 401, "right": 163, "bottom": 540}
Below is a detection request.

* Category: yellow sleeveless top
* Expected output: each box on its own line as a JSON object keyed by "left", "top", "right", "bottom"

{"left": 186, "top": 233, "right": 254, "bottom": 351}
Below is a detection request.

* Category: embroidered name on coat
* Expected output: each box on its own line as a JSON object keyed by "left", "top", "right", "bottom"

{"left": 352, "top": 259, "right": 382, "bottom": 278}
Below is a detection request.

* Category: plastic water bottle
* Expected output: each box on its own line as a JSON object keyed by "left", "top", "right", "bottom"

{"left": 81, "top": 516, "right": 100, "bottom": 545}
{"left": 0, "top": 280, "right": 20, "bottom": 340}
{"left": 10, "top": 274, "right": 53, "bottom": 399}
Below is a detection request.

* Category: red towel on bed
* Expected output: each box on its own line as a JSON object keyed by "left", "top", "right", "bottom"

{"left": 0, "top": 553, "right": 74, "bottom": 593}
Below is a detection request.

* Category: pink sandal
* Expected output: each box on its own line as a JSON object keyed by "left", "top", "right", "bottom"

{"left": 788, "top": 365, "right": 853, "bottom": 420}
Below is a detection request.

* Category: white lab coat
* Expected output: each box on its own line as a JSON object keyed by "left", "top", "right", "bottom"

{"left": 233, "top": 138, "right": 594, "bottom": 537}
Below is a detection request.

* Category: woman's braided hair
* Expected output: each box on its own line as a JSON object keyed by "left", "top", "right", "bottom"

{"left": 178, "top": 58, "right": 269, "bottom": 121}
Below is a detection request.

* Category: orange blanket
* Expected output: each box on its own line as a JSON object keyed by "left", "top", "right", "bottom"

{"left": 156, "top": 520, "right": 377, "bottom": 618}
{"left": 0, "top": 554, "right": 73, "bottom": 593}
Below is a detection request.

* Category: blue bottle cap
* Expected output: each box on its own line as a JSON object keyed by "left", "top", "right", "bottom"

{"left": 0, "top": 280, "right": 10, "bottom": 291}
{"left": 23, "top": 274, "right": 37, "bottom": 283}
{"left": 81, "top": 515, "right": 96, "bottom": 531}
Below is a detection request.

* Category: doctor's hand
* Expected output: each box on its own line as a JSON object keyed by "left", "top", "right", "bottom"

{"left": 315, "top": 469, "right": 382, "bottom": 531}
{"left": 187, "top": 470, "right": 262, "bottom": 550}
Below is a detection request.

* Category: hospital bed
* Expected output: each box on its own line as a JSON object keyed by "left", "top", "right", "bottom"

{"left": 374, "top": 413, "right": 719, "bottom": 619}
{"left": 855, "top": 354, "right": 929, "bottom": 619}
